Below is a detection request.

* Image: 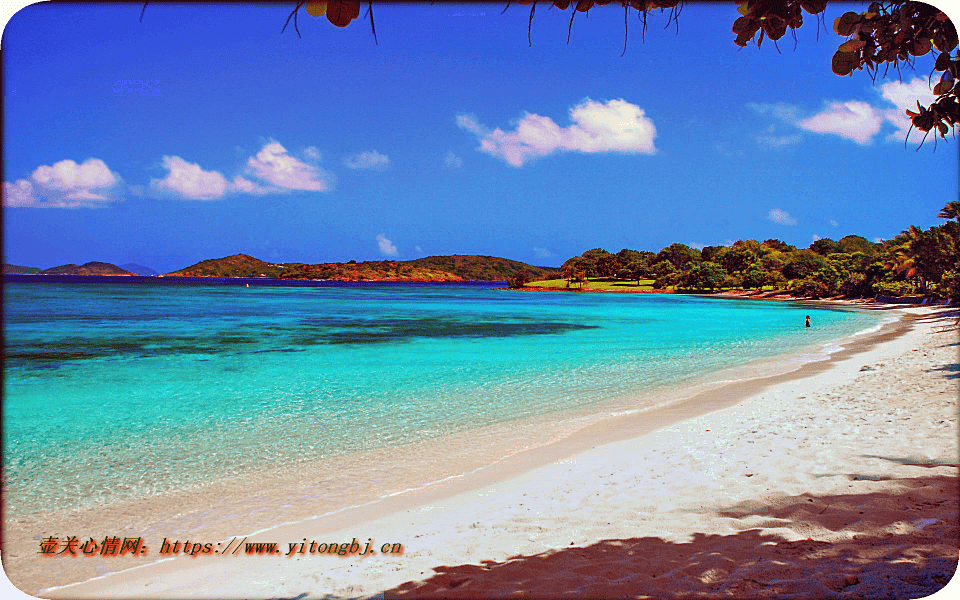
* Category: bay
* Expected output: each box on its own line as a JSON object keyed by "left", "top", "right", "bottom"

{"left": 2, "top": 276, "right": 887, "bottom": 518}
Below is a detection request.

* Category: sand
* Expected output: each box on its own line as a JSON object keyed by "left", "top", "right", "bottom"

{"left": 16, "top": 304, "right": 960, "bottom": 598}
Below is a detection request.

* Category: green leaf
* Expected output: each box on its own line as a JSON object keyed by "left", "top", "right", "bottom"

{"left": 934, "top": 21, "right": 959, "bottom": 53}
{"left": 910, "top": 37, "right": 932, "bottom": 57}
{"left": 832, "top": 50, "right": 859, "bottom": 76}
{"left": 839, "top": 39, "right": 866, "bottom": 52}
{"left": 575, "top": 0, "right": 594, "bottom": 12}
{"left": 326, "top": 0, "right": 360, "bottom": 27}
{"left": 761, "top": 16, "right": 787, "bottom": 41}
{"left": 305, "top": 1, "right": 327, "bottom": 17}
{"left": 934, "top": 80, "right": 954, "bottom": 95}
{"left": 800, "top": 0, "right": 827, "bottom": 15}
{"left": 734, "top": 19, "right": 760, "bottom": 47}
{"left": 935, "top": 51, "right": 953, "bottom": 71}
{"left": 834, "top": 12, "right": 859, "bottom": 36}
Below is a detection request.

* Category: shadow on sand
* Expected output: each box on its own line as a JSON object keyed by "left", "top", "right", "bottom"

{"left": 383, "top": 474, "right": 958, "bottom": 599}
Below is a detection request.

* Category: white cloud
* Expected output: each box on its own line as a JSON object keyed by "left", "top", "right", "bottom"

{"left": 688, "top": 242, "right": 707, "bottom": 250}
{"left": 533, "top": 247, "right": 552, "bottom": 259}
{"left": 880, "top": 78, "right": 937, "bottom": 115}
{"left": 344, "top": 150, "right": 390, "bottom": 171}
{"left": 246, "top": 142, "right": 334, "bottom": 191}
{"left": 303, "top": 146, "right": 322, "bottom": 161}
{"left": 747, "top": 102, "right": 803, "bottom": 123}
{"left": 878, "top": 78, "right": 939, "bottom": 141}
{"left": 32, "top": 159, "right": 117, "bottom": 194}
{"left": 3, "top": 158, "right": 121, "bottom": 208}
{"left": 3, "top": 180, "right": 37, "bottom": 207}
{"left": 377, "top": 234, "right": 399, "bottom": 257}
{"left": 148, "top": 142, "right": 333, "bottom": 200}
{"left": 230, "top": 175, "right": 276, "bottom": 196}
{"left": 751, "top": 78, "right": 946, "bottom": 146}
{"left": 747, "top": 111, "right": 804, "bottom": 148}
{"left": 812, "top": 234, "right": 822, "bottom": 241}
{"left": 457, "top": 98, "right": 657, "bottom": 167}
{"left": 829, "top": 219, "right": 839, "bottom": 227}
{"left": 767, "top": 208, "right": 798, "bottom": 226}
{"left": 873, "top": 237, "right": 883, "bottom": 243}
{"left": 414, "top": 245, "right": 423, "bottom": 254}
{"left": 150, "top": 156, "right": 229, "bottom": 200}
{"left": 749, "top": 103, "right": 808, "bottom": 147}
{"left": 444, "top": 151, "right": 464, "bottom": 170}
{"left": 798, "top": 101, "right": 883, "bottom": 145}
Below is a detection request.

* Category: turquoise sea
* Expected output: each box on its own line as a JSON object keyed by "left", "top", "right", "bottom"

{"left": 3, "top": 276, "right": 889, "bottom": 520}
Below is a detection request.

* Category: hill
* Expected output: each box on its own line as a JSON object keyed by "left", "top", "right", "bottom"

{"left": 40, "top": 262, "right": 135, "bottom": 276}
{"left": 279, "top": 255, "right": 558, "bottom": 282}
{"left": 408, "top": 255, "right": 558, "bottom": 282}
{"left": 167, "top": 254, "right": 282, "bottom": 278}
{"left": 279, "top": 260, "right": 466, "bottom": 282}
{"left": 3, "top": 264, "right": 42, "bottom": 274}
{"left": 168, "top": 253, "right": 558, "bottom": 282}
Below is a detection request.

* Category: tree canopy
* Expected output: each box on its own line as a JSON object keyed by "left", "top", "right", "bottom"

{"left": 558, "top": 202, "right": 960, "bottom": 298}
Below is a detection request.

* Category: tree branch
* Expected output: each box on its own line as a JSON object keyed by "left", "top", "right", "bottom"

{"left": 368, "top": 0, "right": 378, "bottom": 44}
{"left": 528, "top": 2, "right": 536, "bottom": 48}
{"left": 282, "top": 2, "right": 306, "bottom": 38}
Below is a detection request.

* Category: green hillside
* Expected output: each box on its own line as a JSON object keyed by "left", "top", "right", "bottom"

{"left": 167, "top": 253, "right": 558, "bottom": 282}
{"left": 3, "top": 264, "right": 42, "bottom": 274}
{"left": 168, "top": 254, "right": 282, "bottom": 278}
{"left": 40, "top": 262, "right": 135, "bottom": 275}
{"left": 279, "top": 260, "right": 464, "bottom": 281}
{"left": 407, "top": 255, "right": 558, "bottom": 281}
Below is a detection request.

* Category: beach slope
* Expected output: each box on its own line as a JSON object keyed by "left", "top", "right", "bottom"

{"left": 42, "top": 307, "right": 959, "bottom": 599}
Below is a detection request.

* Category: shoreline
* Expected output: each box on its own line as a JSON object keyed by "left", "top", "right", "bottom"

{"left": 28, "top": 305, "right": 957, "bottom": 598}
{"left": 513, "top": 284, "right": 954, "bottom": 309}
{"left": 4, "top": 297, "right": 888, "bottom": 593}
{"left": 6, "top": 273, "right": 953, "bottom": 310}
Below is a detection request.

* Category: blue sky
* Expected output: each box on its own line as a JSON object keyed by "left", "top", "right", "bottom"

{"left": 2, "top": 2, "right": 958, "bottom": 273}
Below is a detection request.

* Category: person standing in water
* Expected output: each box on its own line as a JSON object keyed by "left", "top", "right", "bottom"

{"left": 805, "top": 315, "right": 811, "bottom": 328}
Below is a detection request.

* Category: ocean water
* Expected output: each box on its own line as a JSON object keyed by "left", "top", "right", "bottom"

{"left": 2, "top": 276, "right": 888, "bottom": 519}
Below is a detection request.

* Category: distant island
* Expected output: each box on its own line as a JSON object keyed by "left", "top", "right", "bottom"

{"left": 3, "top": 262, "right": 136, "bottom": 276}
{"left": 6, "top": 197, "right": 957, "bottom": 300}
{"left": 169, "top": 254, "right": 559, "bottom": 282}
{"left": 4, "top": 254, "right": 559, "bottom": 283}
{"left": 3, "top": 264, "right": 42, "bottom": 275}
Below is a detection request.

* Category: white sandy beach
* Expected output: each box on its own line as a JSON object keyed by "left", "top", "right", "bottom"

{"left": 22, "top": 305, "right": 960, "bottom": 598}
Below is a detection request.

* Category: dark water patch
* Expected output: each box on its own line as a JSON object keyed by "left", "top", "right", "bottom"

{"left": 288, "top": 317, "right": 599, "bottom": 346}
{"left": 4, "top": 333, "right": 263, "bottom": 368}
{"left": 246, "top": 347, "right": 306, "bottom": 354}
{"left": 6, "top": 313, "right": 182, "bottom": 325}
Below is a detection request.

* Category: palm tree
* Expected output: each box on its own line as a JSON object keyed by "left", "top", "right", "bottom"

{"left": 938, "top": 201, "right": 960, "bottom": 221}
{"left": 885, "top": 226, "right": 926, "bottom": 294}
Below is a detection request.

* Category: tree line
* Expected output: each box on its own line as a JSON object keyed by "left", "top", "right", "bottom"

{"left": 537, "top": 202, "right": 960, "bottom": 299}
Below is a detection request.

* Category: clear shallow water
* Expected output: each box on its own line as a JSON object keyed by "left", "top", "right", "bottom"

{"left": 3, "top": 276, "right": 887, "bottom": 516}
